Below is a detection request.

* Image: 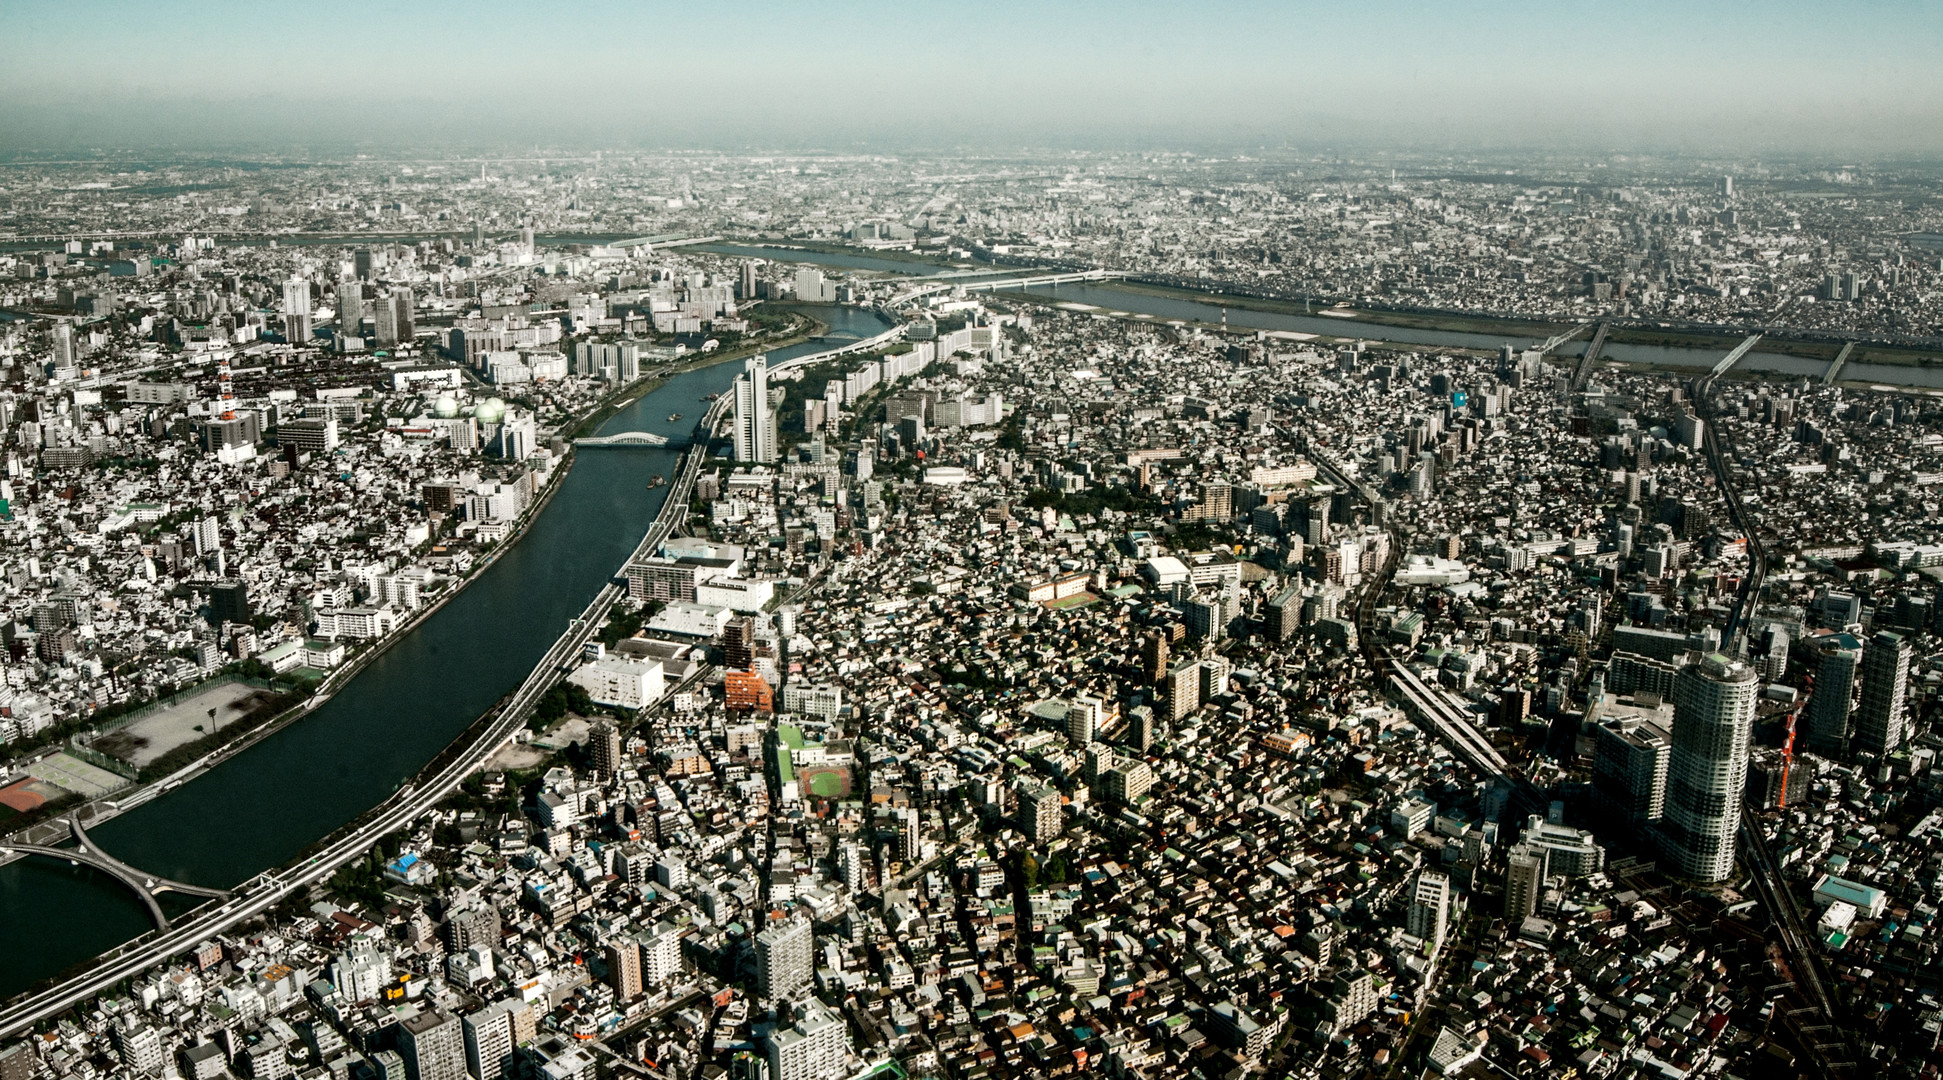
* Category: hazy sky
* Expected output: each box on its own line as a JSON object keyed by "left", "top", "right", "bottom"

{"left": 3, "top": 0, "right": 1940, "bottom": 156}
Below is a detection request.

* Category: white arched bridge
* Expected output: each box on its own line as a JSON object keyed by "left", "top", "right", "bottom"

{"left": 574, "top": 431, "right": 670, "bottom": 448}
{"left": 1, "top": 818, "right": 230, "bottom": 931}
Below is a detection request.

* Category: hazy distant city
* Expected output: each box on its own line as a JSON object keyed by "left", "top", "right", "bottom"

{"left": 3, "top": 4, "right": 1943, "bottom": 1080}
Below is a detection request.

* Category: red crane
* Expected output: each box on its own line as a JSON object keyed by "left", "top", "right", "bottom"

{"left": 217, "top": 353, "right": 236, "bottom": 421}
{"left": 1780, "top": 673, "right": 1810, "bottom": 808}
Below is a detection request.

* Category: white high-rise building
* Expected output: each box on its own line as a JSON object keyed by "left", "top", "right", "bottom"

{"left": 1665, "top": 654, "right": 1757, "bottom": 882}
{"left": 733, "top": 355, "right": 776, "bottom": 463}
{"left": 764, "top": 998, "right": 849, "bottom": 1080}
{"left": 332, "top": 935, "right": 390, "bottom": 1002}
{"left": 398, "top": 1010, "right": 467, "bottom": 1080}
{"left": 754, "top": 915, "right": 813, "bottom": 1001}
{"left": 282, "top": 275, "right": 313, "bottom": 343}
{"left": 1021, "top": 783, "right": 1063, "bottom": 844}
{"left": 897, "top": 806, "right": 922, "bottom": 861}
{"left": 1504, "top": 845, "right": 1545, "bottom": 920}
{"left": 1590, "top": 714, "right": 1671, "bottom": 827}
{"left": 1405, "top": 869, "right": 1451, "bottom": 949}
{"left": 339, "top": 275, "right": 363, "bottom": 331}
{"left": 1804, "top": 635, "right": 1860, "bottom": 757}
{"left": 1066, "top": 694, "right": 1104, "bottom": 745}
{"left": 640, "top": 922, "right": 682, "bottom": 986}
{"left": 112, "top": 1017, "right": 167, "bottom": 1076}
{"left": 461, "top": 1004, "right": 515, "bottom": 1080}
{"left": 52, "top": 320, "right": 79, "bottom": 370}
{"left": 1854, "top": 630, "right": 1911, "bottom": 759}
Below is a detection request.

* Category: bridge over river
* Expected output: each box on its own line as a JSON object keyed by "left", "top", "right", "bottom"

{"left": 573, "top": 430, "right": 670, "bottom": 447}
{"left": 0, "top": 818, "right": 229, "bottom": 932}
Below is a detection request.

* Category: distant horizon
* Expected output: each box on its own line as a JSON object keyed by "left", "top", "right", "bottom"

{"left": 0, "top": 143, "right": 1936, "bottom": 172}
{"left": 4, "top": 0, "right": 1941, "bottom": 158}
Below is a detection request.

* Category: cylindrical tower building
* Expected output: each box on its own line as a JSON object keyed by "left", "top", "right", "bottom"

{"left": 1665, "top": 653, "right": 1757, "bottom": 882}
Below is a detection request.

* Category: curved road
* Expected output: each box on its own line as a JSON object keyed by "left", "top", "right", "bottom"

{"left": 1694, "top": 365, "right": 1850, "bottom": 1077}
{"left": 0, "top": 819, "right": 230, "bottom": 932}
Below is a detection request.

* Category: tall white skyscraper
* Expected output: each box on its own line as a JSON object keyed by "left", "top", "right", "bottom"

{"left": 339, "top": 275, "right": 363, "bottom": 331}
{"left": 733, "top": 355, "right": 776, "bottom": 463}
{"left": 639, "top": 922, "right": 681, "bottom": 986}
{"left": 376, "top": 286, "right": 415, "bottom": 347}
{"left": 754, "top": 915, "right": 812, "bottom": 1001}
{"left": 461, "top": 1003, "right": 515, "bottom": 1080}
{"left": 51, "top": 320, "right": 79, "bottom": 369}
{"left": 1665, "top": 654, "right": 1757, "bottom": 882}
{"left": 1405, "top": 869, "right": 1451, "bottom": 949}
{"left": 1854, "top": 630, "right": 1911, "bottom": 759}
{"left": 1020, "top": 783, "right": 1063, "bottom": 844}
{"left": 282, "top": 275, "right": 312, "bottom": 343}
{"left": 1066, "top": 694, "right": 1103, "bottom": 745}
{"left": 1590, "top": 714, "right": 1671, "bottom": 827}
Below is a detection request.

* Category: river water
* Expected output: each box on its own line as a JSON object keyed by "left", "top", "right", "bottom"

{"left": 0, "top": 305, "right": 889, "bottom": 999}
{"left": 700, "top": 243, "right": 1943, "bottom": 390}
{"left": 1008, "top": 281, "right": 1943, "bottom": 390}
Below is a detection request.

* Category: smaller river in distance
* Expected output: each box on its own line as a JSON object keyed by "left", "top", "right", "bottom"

{"left": 0, "top": 305, "right": 890, "bottom": 999}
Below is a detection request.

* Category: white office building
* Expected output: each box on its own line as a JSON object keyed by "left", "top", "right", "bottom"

{"left": 1406, "top": 869, "right": 1452, "bottom": 949}
{"left": 568, "top": 655, "right": 665, "bottom": 710}
{"left": 733, "top": 355, "right": 776, "bottom": 463}
{"left": 755, "top": 916, "right": 813, "bottom": 1001}
{"left": 764, "top": 998, "right": 849, "bottom": 1080}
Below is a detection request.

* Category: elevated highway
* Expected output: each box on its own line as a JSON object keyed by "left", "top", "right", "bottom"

{"left": 1319, "top": 449, "right": 1524, "bottom": 795}
{"left": 889, "top": 268, "right": 1129, "bottom": 308}
{"left": 1353, "top": 538, "right": 1515, "bottom": 785}
{"left": 765, "top": 325, "right": 906, "bottom": 375}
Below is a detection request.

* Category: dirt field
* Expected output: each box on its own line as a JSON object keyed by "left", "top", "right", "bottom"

{"left": 0, "top": 776, "right": 65, "bottom": 813}
{"left": 485, "top": 716, "right": 589, "bottom": 772}
{"left": 91, "top": 681, "right": 267, "bottom": 767}
{"left": 484, "top": 742, "right": 551, "bottom": 772}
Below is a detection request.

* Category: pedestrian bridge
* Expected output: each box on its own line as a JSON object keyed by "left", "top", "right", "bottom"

{"left": 574, "top": 431, "right": 670, "bottom": 448}
{"left": 0, "top": 818, "right": 229, "bottom": 931}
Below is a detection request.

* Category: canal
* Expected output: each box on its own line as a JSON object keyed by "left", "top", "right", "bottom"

{"left": 0, "top": 305, "right": 890, "bottom": 999}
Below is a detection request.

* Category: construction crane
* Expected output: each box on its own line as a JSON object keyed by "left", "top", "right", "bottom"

{"left": 1779, "top": 703, "right": 1799, "bottom": 808}
{"left": 216, "top": 352, "right": 236, "bottom": 421}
